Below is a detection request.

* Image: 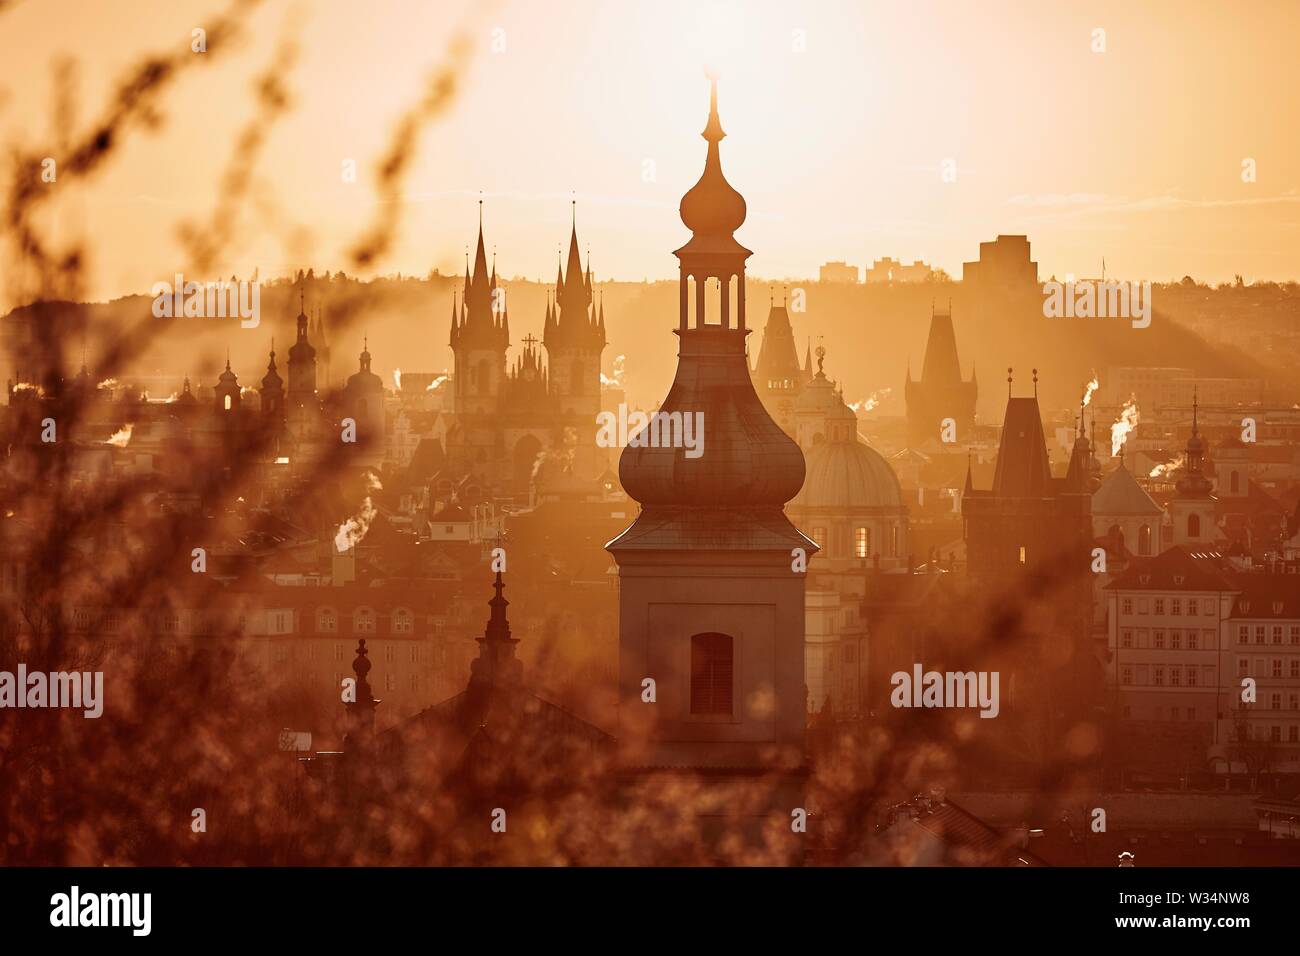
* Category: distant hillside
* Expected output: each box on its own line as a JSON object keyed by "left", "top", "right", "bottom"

{"left": 3, "top": 277, "right": 1291, "bottom": 421}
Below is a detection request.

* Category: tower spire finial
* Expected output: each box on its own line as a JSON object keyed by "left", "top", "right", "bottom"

{"left": 1007, "top": 367, "right": 1013, "bottom": 398}
{"left": 1032, "top": 367, "right": 1039, "bottom": 398}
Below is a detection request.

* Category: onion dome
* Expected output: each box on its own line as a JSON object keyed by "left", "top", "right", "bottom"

{"left": 679, "top": 103, "right": 746, "bottom": 234}
{"left": 346, "top": 338, "right": 384, "bottom": 392}
{"left": 1176, "top": 388, "right": 1214, "bottom": 498}
{"left": 217, "top": 358, "right": 238, "bottom": 387}
{"left": 675, "top": 76, "right": 750, "bottom": 258}
{"left": 615, "top": 77, "right": 807, "bottom": 528}
{"left": 288, "top": 301, "right": 316, "bottom": 364}
{"left": 261, "top": 344, "right": 283, "bottom": 391}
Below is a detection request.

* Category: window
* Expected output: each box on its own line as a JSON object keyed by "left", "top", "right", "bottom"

{"left": 1239, "top": 626, "right": 1249, "bottom": 645}
{"left": 1188, "top": 632, "right": 1199, "bottom": 650}
{"left": 385, "top": 674, "right": 396, "bottom": 692}
{"left": 355, "top": 607, "right": 376, "bottom": 634}
{"left": 1121, "top": 630, "right": 1133, "bottom": 649}
{"left": 811, "top": 527, "right": 827, "bottom": 550}
{"left": 1187, "top": 598, "right": 1197, "bottom": 615}
{"left": 409, "top": 645, "right": 419, "bottom": 663}
{"left": 1122, "top": 598, "right": 1133, "bottom": 615}
{"left": 392, "top": 608, "right": 413, "bottom": 634}
{"left": 224, "top": 394, "right": 232, "bottom": 411}
{"left": 1170, "top": 667, "right": 1181, "bottom": 687}
{"left": 1018, "top": 545, "right": 1026, "bottom": 564}
{"left": 1291, "top": 727, "right": 1299, "bottom": 743}
{"left": 690, "top": 632, "right": 733, "bottom": 716}
{"left": 1291, "top": 626, "right": 1300, "bottom": 645}
{"left": 1138, "top": 525, "right": 1152, "bottom": 556}
{"left": 1187, "top": 668, "right": 1198, "bottom": 687}
{"left": 854, "top": 527, "right": 870, "bottom": 559}
{"left": 1274, "top": 659, "right": 1284, "bottom": 678}
{"left": 317, "top": 608, "right": 337, "bottom": 633}
{"left": 890, "top": 525, "right": 899, "bottom": 557}
{"left": 1188, "top": 514, "right": 1200, "bottom": 537}
{"left": 1171, "top": 599, "right": 1181, "bottom": 616}
{"left": 1292, "top": 660, "right": 1300, "bottom": 679}
{"left": 1273, "top": 626, "right": 1284, "bottom": 645}
{"left": 1170, "top": 630, "right": 1181, "bottom": 650}
{"left": 334, "top": 643, "right": 346, "bottom": 662}
{"left": 1153, "top": 630, "right": 1164, "bottom": 650}
{"left": 1238, "top": 659, "right": 1249, "bottom": 677}
{"left": 1121, "top": 666, "right": 1133, "bottom": 685}
{"left": 1272, "top": 694, "right": 1282, "bottom": 710}
{"left": 1153, "top": 667, "right": 1164, "bottom": 686}
{"left": 1255, "top": 626, "right": 1266, "bottom": 645}
{"left": 1154, "top": 599, "right": 1165, "bottom": 615}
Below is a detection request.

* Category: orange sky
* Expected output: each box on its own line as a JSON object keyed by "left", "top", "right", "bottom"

{"left": 2, "top": 0, "right": 1298, "bottom": 307}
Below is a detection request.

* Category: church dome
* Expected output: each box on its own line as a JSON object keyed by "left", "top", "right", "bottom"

{"left": 794, "top": 436, "right": 903, "bottom": 510}
{"left": 618, "top": 330, "right": 806, "bottom": 508}
{"left": 346, "top": 344, "right": 384, "bottom": 392}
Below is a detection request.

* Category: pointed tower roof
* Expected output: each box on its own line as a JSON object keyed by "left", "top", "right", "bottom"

{"left": 919, "top": 306, "right": 967, "bottom": 385}
{"left": 753, "top": 299, "right": 802, "bottom": 387}
{"left": 991, "top": 394, "right": 1052, "bottom": 497}
{"left": 468, "top": 570, "right": 522, "bottom": 688}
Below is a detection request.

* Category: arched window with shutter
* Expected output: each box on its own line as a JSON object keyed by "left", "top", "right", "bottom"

{"left": 690, "top": 632, "right": 733, "bottom": 716}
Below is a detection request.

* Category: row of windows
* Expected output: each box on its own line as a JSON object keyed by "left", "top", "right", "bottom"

{"left": 1120, "top": 597, "right": 1216, "bottom": 616}
{"left": 1237, "top": 659, "right": 1300, "bottom": 679}
{"left": 1120, "top": 629, "right": 1215, "bottom": 650}
{"left": 1121, "top": 665, "right": 1214, "bottom": 687}
{"left": 1237, "top": 625, "right": 1300, "bottom": 645}
{"left": 808, "top": 525, "right": 899, "bottom": 559}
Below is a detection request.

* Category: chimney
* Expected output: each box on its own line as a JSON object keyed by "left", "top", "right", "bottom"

{"left": 332, "top": 547, "right": 355, "bottom": 586}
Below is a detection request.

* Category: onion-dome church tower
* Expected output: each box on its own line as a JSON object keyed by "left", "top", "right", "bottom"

{"left": 1170, "top": 390, "right": 1220, "bottom": 547}
{"left": 608, "top": 78, "right": 815, "bottom": 779}
{"left": 214, "top": 356, "right": 240, "bottom": 415}
{"left": 343, "top": 338, "right": 386, "bottom": 468}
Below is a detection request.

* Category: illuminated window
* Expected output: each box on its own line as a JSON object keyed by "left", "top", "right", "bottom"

{"left": 811, "top": 527, "right": 827, "bottom": 549}
{"left": 690, "top": 632, "right": 733, "bottom": 716}
{"left": 1138, "top": 525, "right": 1152, "bottom": 556}
{"left": 1018, "top": 545, "right": 1026, "bottom": 564}
{"left": 224, "top": 394, "right": 232, "bottom": 411}
{"left": 854, "top": 527, "right": 870, "bottom": 558}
